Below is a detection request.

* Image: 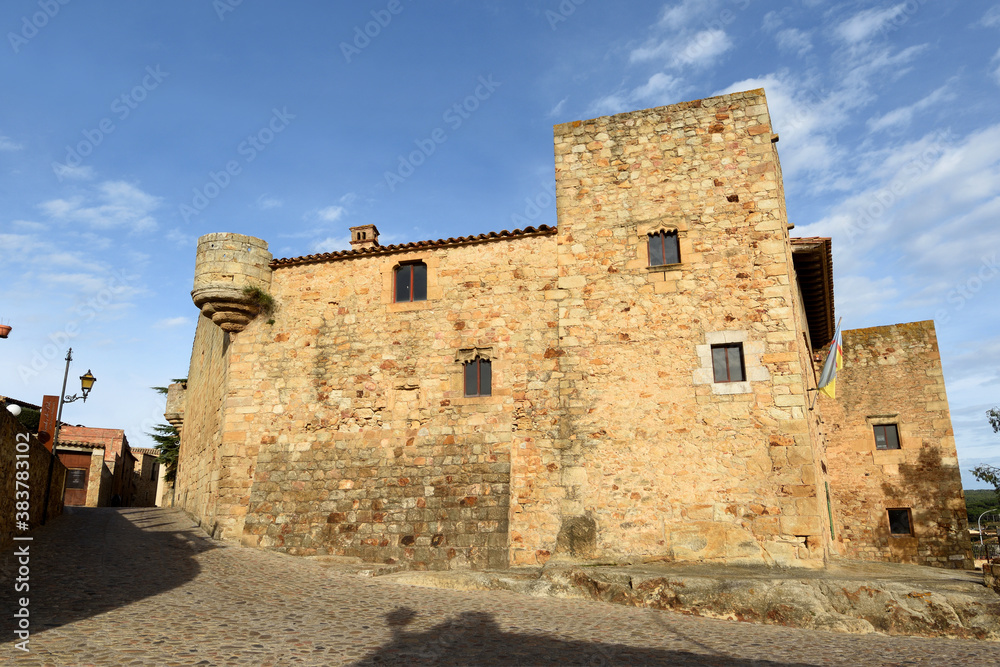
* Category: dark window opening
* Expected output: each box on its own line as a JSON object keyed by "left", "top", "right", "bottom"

{"left": 888, "top": 508, "right": 912, "bottom": 535}
{"left": 464, "top": 358, "right": 492, "bottom": 397}
{"left": 711, "top": 343, "right": 745, "bottom": 383}
{"left": 648, "top": 230, "right": 680, "bottom": 266}
{"left": 66, "top": 469, "right": 87, "bottom": 489}
{"left": 394, "top": 262, "right": 427, "bottom": 303}
{"left": 873, "top": 424, "right": 900, "bottom": 450}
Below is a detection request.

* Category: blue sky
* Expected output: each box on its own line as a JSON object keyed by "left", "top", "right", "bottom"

{"left": 1, "top": 1, "right": 997, "bottom": 487}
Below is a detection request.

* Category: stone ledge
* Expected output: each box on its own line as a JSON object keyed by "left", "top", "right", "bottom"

{"left": 374, "top": 560, "right": 1000, "bottom": 641}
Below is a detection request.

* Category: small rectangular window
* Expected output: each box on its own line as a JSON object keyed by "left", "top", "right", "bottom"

{"left": 887, "top": 508, "right": 912, "bottom": 535}
{"left": 711, "top": 343, "right": 745, "bottom": 383}
{"left": 464, "top": 359, "right": 491, "bottom": 397}
{"left": 394, "top": 262, "right": 427, "bottom": 303}
{"left": 648, "top": 230, "right": 680, "bottom": 266}
{"left": 873, "top": 424, "right": 900, "bottom": 450}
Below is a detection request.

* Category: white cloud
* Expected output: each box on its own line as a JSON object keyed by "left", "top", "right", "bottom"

{"left": 165, "top": 228, "right": 195, "bottom": 246}
{"left": 11, "top": 220, "right": 47, "bottom": 231}
{"left": 671, "top": 29, "right": 732, "bottom": 68}
{"left": 589, "top": 73, "right": 682, "bottom": 117}
{"left": 255, "top": 194, "right": 283, "bottom": 210}
{"left": 631, "top": 29, "right": 732, "bottom": 69}
{"left": 549, "top": 97, "right": 568, "bottom": 118}
{"left": 775, "top": 28, "right": 812, "bottom": 56}
{"left": 311, "top": 236, "right": 350, "bottom": 253}
{"left": 981, "top": 5, "right": 1000, "bottom": 28}
{"left": 0, "top": 135, "right": 22, "bottom": 151}
{"left": 317, "top": 205, "right": 345, "bottom": 222}
{"left": 657, "top": 0, "right": 720, "bottom": 31}
{"left": 835, "top": 4, "right": 907, "bottom": 44}
{"left": 761, "top": 10, "right": 783, "bottom": 33}
{"left": 52, "top": 163, "right": 95, "bottom": 181}
{"left": 632, "top": 72, "right": 682, "bottom": 104}
{"left": 867, "top": 83, "right": 955, "bottom": 132}
{"left": 154, "top": 316, "right": 191, "bottom": 329}
{"left": 40, "top": 181, "right": 161, "bottom": 232}
{"left": 993, "top": 48, "right": 1000, "bottom": 86}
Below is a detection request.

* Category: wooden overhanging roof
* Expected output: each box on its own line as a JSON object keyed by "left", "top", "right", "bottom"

{"left": 790, "top": 237, "right": 835, "bottom": 349}
{"left": 272, "top": 225, "right": 557, "bottom": 269}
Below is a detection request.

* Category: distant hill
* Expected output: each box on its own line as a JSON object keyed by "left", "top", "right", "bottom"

{"left": 965, "top": 489, "right": 1000, "bottom": 524}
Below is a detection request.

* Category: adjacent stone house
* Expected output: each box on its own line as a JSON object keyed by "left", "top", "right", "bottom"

{"left": 168, "top": 89, "right": 972, "bottom": 570}
{"left": 57, "top": 426, "right": 136, "bottom": 507}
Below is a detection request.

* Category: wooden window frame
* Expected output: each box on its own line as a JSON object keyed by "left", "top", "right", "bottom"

{"left": 711, "top": 343, "right": 746, "bottom": 383}
{"left": 887, "top": 508, "right": 913, "bottom": 536}
{"left": 873, "top": 423, "right": 900, "bottom": 450}
{"left": 647, "top": 229, "right": 680, "bottom": 267}
{"left": 463, "top": 358, "right": 492, "bottom": 397}
{"left": 393, "top": 262, "right": 428, "bottom": 303}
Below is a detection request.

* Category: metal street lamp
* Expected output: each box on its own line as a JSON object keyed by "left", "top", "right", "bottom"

{"left": 43, "top": 348, "right": 97, "bottom": 524}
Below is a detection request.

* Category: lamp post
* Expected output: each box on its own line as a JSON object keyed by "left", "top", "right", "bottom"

{"left": 42, "top": 348, "right": 97, "bottom": 524}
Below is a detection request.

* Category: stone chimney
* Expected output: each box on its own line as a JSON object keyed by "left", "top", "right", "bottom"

{"left": 349, "top": 224, "right": 380, "bottom": 251}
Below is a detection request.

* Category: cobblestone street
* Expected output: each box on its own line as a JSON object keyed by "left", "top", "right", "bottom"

{"left": 2, "top": 508, "right": 997, "bottom": 666}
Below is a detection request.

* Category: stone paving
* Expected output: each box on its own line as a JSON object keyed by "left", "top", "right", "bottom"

{"left": 1, "top": 508, "right": 997, "bottom": 666}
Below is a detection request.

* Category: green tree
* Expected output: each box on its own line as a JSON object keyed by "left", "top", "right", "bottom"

{"left": 971, "top": 407, "right": 1000, "bottom": 504}
{"left": 148, "top": 380, "right": 186, "bottom": 482}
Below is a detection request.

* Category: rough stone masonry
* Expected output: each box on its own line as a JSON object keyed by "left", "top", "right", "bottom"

{"left": 168, "top": 89, "right": 973, "bottom": 572}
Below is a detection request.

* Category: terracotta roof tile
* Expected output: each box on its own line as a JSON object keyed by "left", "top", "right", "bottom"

{"left": 271, "top": 225, "right": 557, "bottom": 268}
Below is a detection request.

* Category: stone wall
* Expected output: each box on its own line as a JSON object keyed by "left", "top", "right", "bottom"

{"left": 546, "top": 88, "right": 828, "bottom": 567}
{"left": 0, "top": 408, "right": 66, "bottom": 551}
{"left": 231, "top": 232, "right": 560, "bottom": 569}
{"left": 822, "top": 322, "right": 973, "bottom": 568}
{"left": 174, "top": 314, "right": 230, "bottom": 535}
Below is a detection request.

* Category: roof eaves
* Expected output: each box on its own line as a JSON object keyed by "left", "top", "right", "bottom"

{"left": 271, "top": 225, "right": 557, "bottom": 269}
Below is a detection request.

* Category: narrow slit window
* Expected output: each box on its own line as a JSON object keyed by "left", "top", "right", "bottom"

{"left": 394, "top": 262, "right": 427, "bottom": 303}
{"left": 873, "top": 424, "right": 900, "bottom": 450}
{"left": 711, "top": 343, "right": 745, "bottom": 383}
{"left": 648, "top": 230, "right": 680, "bottom": 266}
{"left": 464, "top": 358, "right": 491, "bottom": 397}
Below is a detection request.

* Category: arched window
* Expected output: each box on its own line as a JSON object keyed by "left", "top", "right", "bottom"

{"left": 463, "top": 358, "right": 492, "bottom": 397}
{"left": 648, "top": 230, "right": 680, "bottom": 266}
{"left": 394, "top": 262, "right": 427, "bottom": 302}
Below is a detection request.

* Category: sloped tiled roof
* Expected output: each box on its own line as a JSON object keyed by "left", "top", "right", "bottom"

{"left": 271, "top": 225, "right": 556, "bottom": 268}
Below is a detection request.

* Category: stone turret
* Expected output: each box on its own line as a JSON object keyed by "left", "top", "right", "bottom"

{"left": 191, "top": 233, "right": 273, "bottom": 333}
{"left": 164, "top": 381, "right": 186, "bottom": 433}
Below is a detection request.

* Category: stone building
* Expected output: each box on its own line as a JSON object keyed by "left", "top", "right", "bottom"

{"left": 56, "top": 425, "right": 136, "bottom": 507}
{"left": 169, "top": 89, "right": 972, "bottom": 571}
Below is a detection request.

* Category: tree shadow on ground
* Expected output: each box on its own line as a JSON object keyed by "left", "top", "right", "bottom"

{"left": 0, "top": 507, "right": 215, "bottom": 640}
{"left": 355, "top": 607, "right": 815, "bottom": 666}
